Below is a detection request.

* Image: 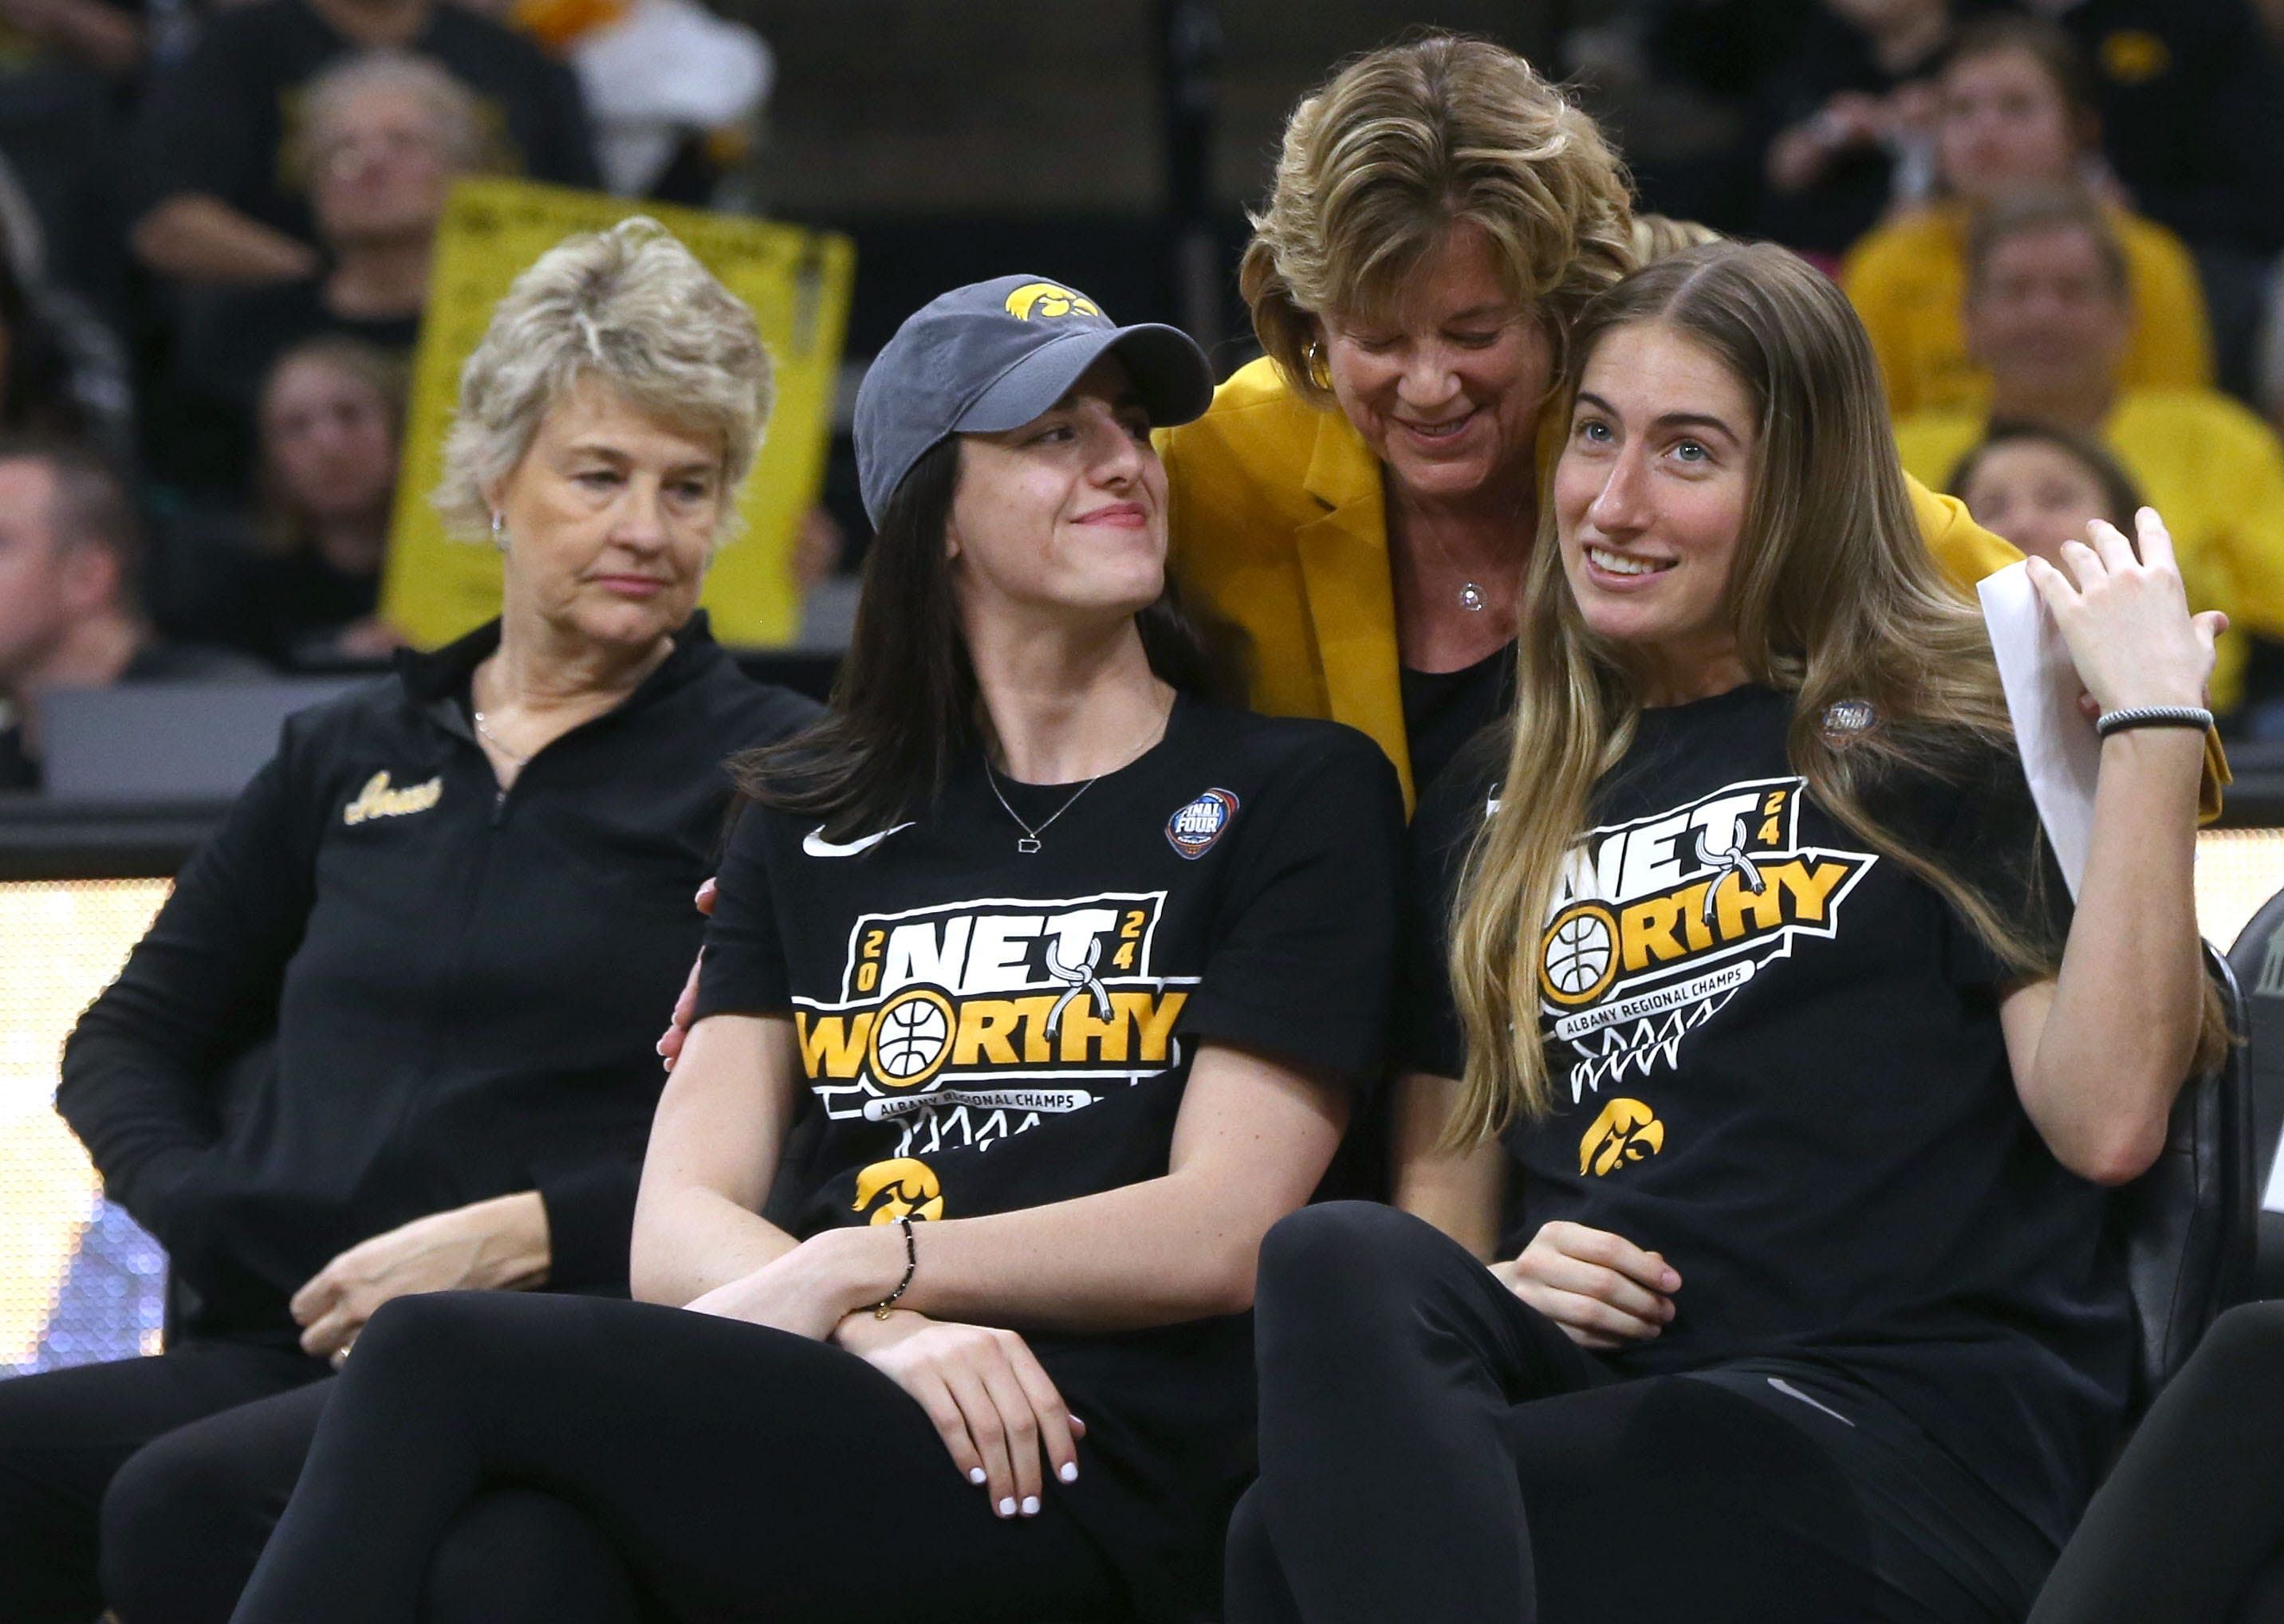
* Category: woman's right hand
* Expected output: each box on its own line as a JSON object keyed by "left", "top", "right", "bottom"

{"left": 1492, "top": 1221, "right": 1680, "bottom": 1351}
{"left": 656, "top": 878, "right": 716, "bottom": 1072}
{"left": 833, "top": 1310, "right": 1085, "bottom": 1520}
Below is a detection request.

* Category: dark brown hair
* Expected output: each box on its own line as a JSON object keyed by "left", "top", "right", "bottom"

{"left": 732, "top": 439, "right": 1224, "bottom": 838}
{"left": 1944, "top": 14, "right": 2102, "bottom": 153}
{"left": 1947, "top": 419, "right": 2144, "bottom": 533}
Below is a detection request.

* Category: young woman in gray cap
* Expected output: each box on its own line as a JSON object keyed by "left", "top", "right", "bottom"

{"left": 226, "top": 277, "right": 1404, "bottom": 1624}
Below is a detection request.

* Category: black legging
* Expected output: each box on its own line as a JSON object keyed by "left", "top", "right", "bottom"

{"left": 2027, "top": 1299, "right": 2284, "bottom": 1624}
{"left": 0, "top": 1339, "right": 326, "bottom": 1624}
{"left": 1231, "top": 1202, "right": 2046, "bottom": 1624}
{"left": 227, "top": 1290, "right": 1124, "bottom": 1624}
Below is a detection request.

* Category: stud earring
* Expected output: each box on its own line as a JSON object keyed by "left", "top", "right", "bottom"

{"left": 490, "top": 511, "right": 506, "bottom": 550}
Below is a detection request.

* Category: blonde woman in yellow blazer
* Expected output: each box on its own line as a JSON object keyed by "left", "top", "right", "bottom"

{"left": 1144, "top": 33, "right": 2217, "bottom": 1311}
{"left": 1164, "top": 353, "right": 2018, "bottom": 809}
{"left": 1155, "top": 36, "right": 2020, "bottom": 810}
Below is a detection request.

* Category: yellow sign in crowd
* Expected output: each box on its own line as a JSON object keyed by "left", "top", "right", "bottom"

{"left": 383, "top": 178, "right": 855, "bottom": 649}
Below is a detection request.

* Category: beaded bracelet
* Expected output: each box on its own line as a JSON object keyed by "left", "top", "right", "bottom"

{"left": 871, "top": 1216, "right": 918, "bottom": 1319}
{"left": 2094, "top": 705, "right": 2214, "bottom": 739}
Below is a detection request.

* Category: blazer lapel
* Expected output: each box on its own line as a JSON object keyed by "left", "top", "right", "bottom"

{"left": 1297, "top": 408, "right": 1414, "bottom": 804}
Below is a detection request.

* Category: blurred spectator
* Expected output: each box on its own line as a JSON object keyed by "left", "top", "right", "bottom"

{"left": 1843, "top": 13, "right": 2211, "bottom": 415}
{"left": 1890, "top": 187, "right": 2284, "bottom": 720}
{"left": 2027, "top": 0, "right": 2284, "bottom": 258}
{"left": 0, "top": 156, "right": 130, "bottom": 459}
{"left": 126, "top": 0, "right": 595, "bottom": 285}
{"left": 525, "top": 0, "right": 771, "bottom": 199}
{"left": 0, "top": 0, "right": 140, "bottom": 77}
{"left": 0, "top": 440, "right": 258, "bottom": 788}
{"left": 1947, "top": 418, "right": 2141, "bottom": 567}
{"left": 162, "top": 49, "right": 469, "bottom": 492}
{"left": 173, "top": 336, "right": 404, "bottom": 669}
{"left": 1754, "top": 0, "right": 1956, "bottom": 259}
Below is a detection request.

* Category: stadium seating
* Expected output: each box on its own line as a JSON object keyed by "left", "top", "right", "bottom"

{"left": 2227, "top": 887, "right": 2284, "bottom": 1300}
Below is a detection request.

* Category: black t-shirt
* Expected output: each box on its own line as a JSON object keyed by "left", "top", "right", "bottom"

{"left": 1400, "top": 683, "right": 2129, "bottom": 1551}
{"left": 1400, "top": 640, "right": 1515, "bottom": 803}
{"left": 695, "top": 695, "right": 1404, "bottom": 1622}
{"left": 130, "top": 0, "right": 597, "bottom": 242}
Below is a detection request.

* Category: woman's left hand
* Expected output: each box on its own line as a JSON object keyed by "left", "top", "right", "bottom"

{"left": 2028, "top": 508, "right": 2226, "bottom": 715}
{"left": 292, "top": 1191, "right": 552, "bottom": 1365}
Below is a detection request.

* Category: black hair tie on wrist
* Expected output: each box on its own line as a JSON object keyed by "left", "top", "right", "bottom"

{"left": 2094, "top": 705, "right": 2213, "bottom": 738}
{"left": 871, "top": 1217, "right": 918, "bottom": 1319}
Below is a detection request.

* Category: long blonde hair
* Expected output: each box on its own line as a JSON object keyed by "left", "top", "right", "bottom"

{"left": 1448, "top": 242, "right": 2109, "bottom": 1144}
{"left": 1239, "top": 34, "right": 1636, "bottom": 407}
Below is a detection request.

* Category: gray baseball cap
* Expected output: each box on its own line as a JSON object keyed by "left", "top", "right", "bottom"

{"left": 853, "top": 274, "right": 1215, "bottom": 525}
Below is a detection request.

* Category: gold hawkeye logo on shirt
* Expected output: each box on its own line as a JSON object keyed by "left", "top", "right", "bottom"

{"left": 342, "top": 771, "right": 443, "bottom": 826}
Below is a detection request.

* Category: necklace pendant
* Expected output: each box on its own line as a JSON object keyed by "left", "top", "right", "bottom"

{"left": 1016, "top": 836, "right": 1042, "bottom": 854}
{"left": 1458, "top": 581, "right": 1487, "bottom": 612}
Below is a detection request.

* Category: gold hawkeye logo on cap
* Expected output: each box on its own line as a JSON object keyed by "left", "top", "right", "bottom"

{"left": 1004, "top": 282, "right": 1101, "bottom": 321}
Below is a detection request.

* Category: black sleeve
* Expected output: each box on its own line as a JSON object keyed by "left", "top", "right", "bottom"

{"left": 55, "top": 718, "right": 319, "bottom": 1257}
{"left": 1180, "top": 733, "right": 1404, "bottom": 1084}
{"left": 692, "top": 801, "right": 793, "bottom": 1019}
{"left": 529, "top": 1159, "right": 639, "bottom": 1293}
{"left": 1391, "top": 763, "right": 1485, "bottom": 1081}
{"left": 128, "top": 18, "right": 276, "bottom": 226}
{"left": 1921, "top": 748, "right": 2074, "bottom": 989}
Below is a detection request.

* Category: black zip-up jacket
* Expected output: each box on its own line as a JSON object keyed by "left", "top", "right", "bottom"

{"left": 57, "top": 613, "right": 817, "bottom": 1341}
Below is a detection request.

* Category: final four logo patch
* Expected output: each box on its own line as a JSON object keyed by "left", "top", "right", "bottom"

{"left": 1166, "top": 788, "right": 1239, "bottom": 859}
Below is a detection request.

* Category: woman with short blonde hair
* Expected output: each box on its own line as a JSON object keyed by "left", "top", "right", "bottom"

{"left": 15, "top": 218, "right": 816, "bottom": 1624}
{"left": 436, "top": 216, "right": 771, "bottom": 543}
{"left": 1235, "top": 242, "right": 2224, "bottom": 1623}
{"left": 1162, "top": 34, "right": 2022, "bottom": 817}
{"left": 1238, "top": 36, "right": 1632, "bottom": 411}
{"left": 293, "top": 49, "right": 489, "bottom": 182}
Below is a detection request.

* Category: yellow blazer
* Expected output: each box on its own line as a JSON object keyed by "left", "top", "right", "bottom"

{"left": 1160, "top": 356, "right": 2026, "bottom": 808}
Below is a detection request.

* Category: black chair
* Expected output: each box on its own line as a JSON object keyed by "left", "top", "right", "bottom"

{"left": 2227, "top": 886, "right": 2284, "bottom": 1301}
{"left": 2107, "top": 945, "right": 2256, "bottom": 1408}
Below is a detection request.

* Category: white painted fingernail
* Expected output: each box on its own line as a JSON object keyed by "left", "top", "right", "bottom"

{"left": 997, "top": 1497, "right": 1018, "bottom": 1518}
{"left": 1058, "top": 1461, "right": 1078, "bottom": 1483}
{"left": 1021, "top": 1496, "right": 1041, "bottom": 1516}
{"left": 968, "top": 1467, "right": 986, "bottom": 1485}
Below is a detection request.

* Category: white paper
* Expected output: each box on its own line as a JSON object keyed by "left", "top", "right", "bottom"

{"left": 1978, "top": 561, "right": 2097, "bottom": 901}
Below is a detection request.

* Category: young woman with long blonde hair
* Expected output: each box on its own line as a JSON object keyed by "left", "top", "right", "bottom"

{"left": 1231, "top": 242, "right": 2226, "bottom": 1624}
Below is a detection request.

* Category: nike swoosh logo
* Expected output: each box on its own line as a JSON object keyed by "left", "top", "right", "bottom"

{"left": 802, "top": 822, "right": 916, "bottom": 858}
